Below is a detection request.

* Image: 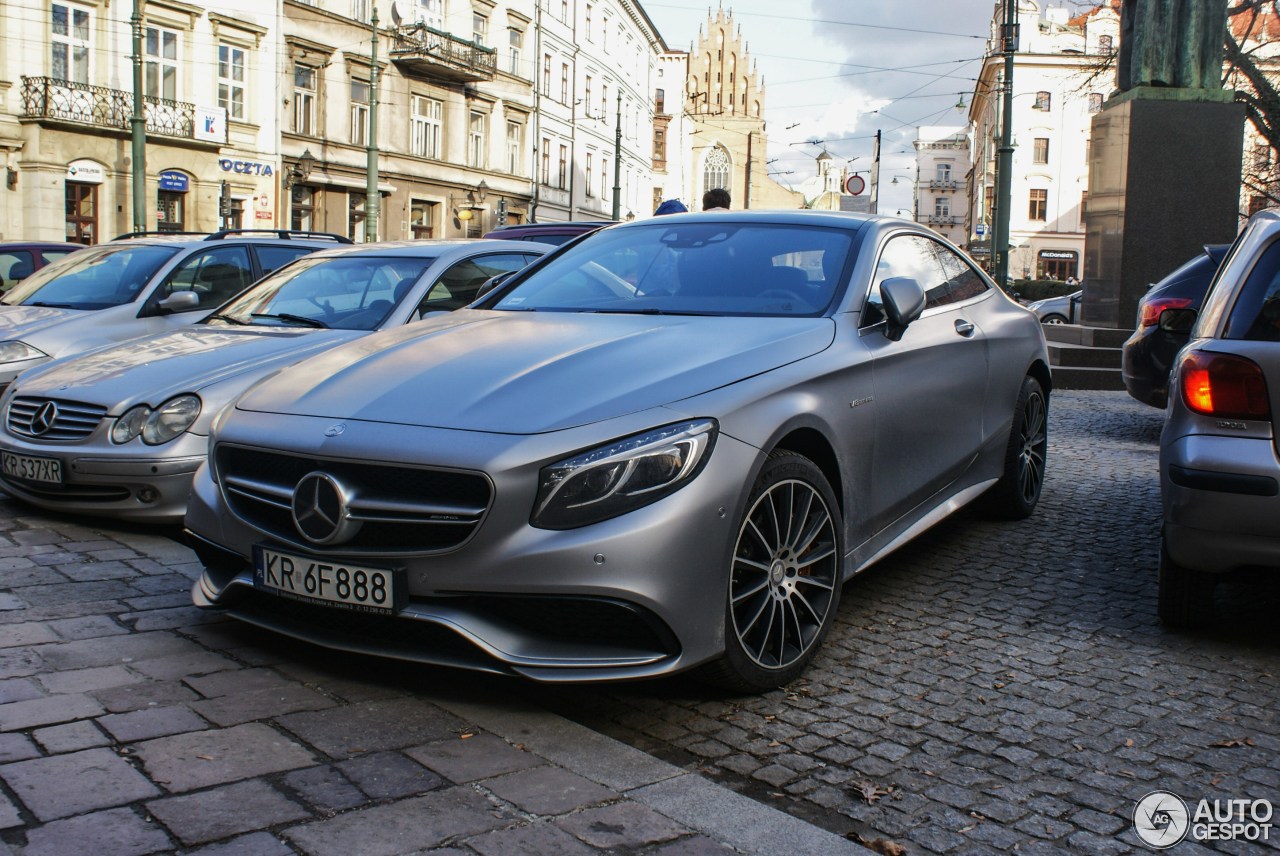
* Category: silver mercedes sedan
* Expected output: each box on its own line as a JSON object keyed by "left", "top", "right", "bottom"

{"left": 187, "top": 211, "right": 1051, "bottom": 691}
{"left": 0, "top": 240, "right": 548, "bottom": 524}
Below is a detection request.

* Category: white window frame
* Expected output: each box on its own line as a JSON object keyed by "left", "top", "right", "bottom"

{"left": 218, "top": 43, "right": 246, "bottom": 121}
{"left": 586, "top": 152, "right": 594, "bottom": 197}
{"left": 51, "top": 2, "right": 91, "bottom": 84}
{"left": 506, "top": 120, "right": 523, "bottom": 175}
{"left": 473, "top": 12, "right": 488, "bottom": 46}
{"left": 350, "top": 78, "right": 370, "bottom": 147}
{"left": 351, "top": 0, "right": 370, "bottom": 22}
{"left": 416, "top": 0, "right": 443, "bottom": 29}
{"left": 145, "top": 25, "right": 179, "bottom": 101}
{"left": 294, "top": 63, "right": 317, "bottom": 135}
{"left": 508, "top": 28, "right": 523, "bottom": 77}
{"left": 411, "top": 95, "right": 442, "bottom": 159}
{"left": 468, "top": 111, "right": 487, "bottom": 168}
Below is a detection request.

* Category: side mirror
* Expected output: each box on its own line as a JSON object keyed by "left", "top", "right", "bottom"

{"left": 157, "top": 290, "right": 200, "bottom": 313}
{"left": 474, "top": 270, "right": 516, "bottom": 302}
{"left": 1159, "top": 307, "right": 1197, "bottom": 333}
{"left": 880, "top": 276, "right": 927, "bottom": 341}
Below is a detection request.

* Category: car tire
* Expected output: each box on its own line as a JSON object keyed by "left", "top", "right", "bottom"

{"left": 1157, "top": 539, "right": 1214, "bottom": 629}
{"left": 1041, "top": 313, "right": 1069, "bottom": 325}
{"left": 700, "top": 451, "right": 843, "bottom": 693}
{"left": 981, "top": 375, "right": 1048, "bottom": 520}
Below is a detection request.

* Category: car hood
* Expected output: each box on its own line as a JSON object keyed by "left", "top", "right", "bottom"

{"left": 17, "top": 326, "right": 362, "bottom": 409}
{"left": 0, "top": 304, "right": 87, "bottom": 339}
{"left": 237, "top": 310, "right": 836, "bottom": 434}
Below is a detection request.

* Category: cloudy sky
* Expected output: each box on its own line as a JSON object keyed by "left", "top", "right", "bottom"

{"left": 641, "top": 0, "right": 1082, "bottom": 212}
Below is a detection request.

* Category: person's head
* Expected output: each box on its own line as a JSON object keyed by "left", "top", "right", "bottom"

{"left": 701, "top": 188, "right": 731, "bottom": 211}
{"left": 654, "top": 198, "right": 689, "bottom": 216}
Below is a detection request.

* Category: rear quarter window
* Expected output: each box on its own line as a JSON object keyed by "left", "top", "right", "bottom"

{"left": 1223, "top": 238, "right": 1280, "bottom": 342}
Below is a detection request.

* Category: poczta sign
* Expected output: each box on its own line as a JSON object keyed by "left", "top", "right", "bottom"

{"left": 219, "top": 159, "right": 274, "bottom": 177}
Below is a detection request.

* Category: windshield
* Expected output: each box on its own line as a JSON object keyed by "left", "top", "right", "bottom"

{"left": 492, "top": 222, "right": 854, "bottom": 316}
{"left": 208, "top": 254, "right": 435, "bottom": 331}
{"left": 4, "top": 244, "right": 180, "bottom": 310}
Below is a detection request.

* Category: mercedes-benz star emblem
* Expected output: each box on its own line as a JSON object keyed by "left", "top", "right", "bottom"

{"left": 29, "top": 402, "right": 59, "bottom": 436}
{"left": 291, "top": 472, "right": 362, "bottom": 545}
{"left": 324, "top": 424, "right": 346, "bottom": 437}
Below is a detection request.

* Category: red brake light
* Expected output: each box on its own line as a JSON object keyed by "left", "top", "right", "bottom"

{"left": 1179, "top": 351, "right": 1270, "bottom": 419}
{"left": 1140, "top": 297, "right": 1193, "bottom": 327}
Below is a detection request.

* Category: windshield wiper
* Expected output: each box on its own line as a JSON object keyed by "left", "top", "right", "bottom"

{"left": 207, "top": 313, "right": 249, "bottom": 326}
{"left": 27, "top": 301, "right": 76, "bottom": 309}
{"left": 250, "top": 312, "right": 329, "bottom": 329}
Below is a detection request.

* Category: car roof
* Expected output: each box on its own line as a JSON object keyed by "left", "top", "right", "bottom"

{"left": 0, "top": 241, "right": 85, "bottom": 251}
{"left": 282, "top": 239, "right": 556, "bottom": 262}
{"left": 108, "top": 229, "right": 351, "bottom": 248}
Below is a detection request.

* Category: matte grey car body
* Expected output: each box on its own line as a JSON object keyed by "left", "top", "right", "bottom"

{"left": 1159, "top": 210, "right": 1280, "bottom": 627}
{"left": 0, "top": 240, "right": 548, "bottom": 524}
{"left": 186, "top": 211, "right": 1051, "bottom": 690}
{"left": 0, "top": 231, "right": 347, "bottom": 394}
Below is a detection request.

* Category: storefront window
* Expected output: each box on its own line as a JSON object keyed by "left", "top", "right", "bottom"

{"left": 65, "top": 182, "right": 97, "bottom": 244}
{"left": 157, "top": 190, "right": 185, "bottom": 232}
{"left": 291, "top": 185, "right": 315, "bottom": 232}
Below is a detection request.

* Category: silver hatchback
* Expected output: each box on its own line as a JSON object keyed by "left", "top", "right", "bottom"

{"left": 1160, "top": 210, "right": 1280, "bottom": 626}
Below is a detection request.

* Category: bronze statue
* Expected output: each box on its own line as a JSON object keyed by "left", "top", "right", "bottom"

{"left": 1117, "top": 0, "right": 1229, "bottom": 90}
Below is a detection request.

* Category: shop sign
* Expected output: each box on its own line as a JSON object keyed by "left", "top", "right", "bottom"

{"left": 158, "top": 171, "right": 189, "bottom": 192}
{"left": 1038, "top": 249, "right": 1078, "bottom": 260}
{"left": 66, "top": 160, "right": 105, "bottom": 184}
{"left": 219, "top": 159, "right": 275, "bottom": 177}
{"left": 195, "top": 106, "right": 227, "bottom": 143}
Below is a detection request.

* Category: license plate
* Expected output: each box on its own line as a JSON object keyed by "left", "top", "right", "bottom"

{"left": 1, "top": 451, "right": 62, "bottom": 484}
{"left": 253, "top": 545, "right": 402, "bottom": 613}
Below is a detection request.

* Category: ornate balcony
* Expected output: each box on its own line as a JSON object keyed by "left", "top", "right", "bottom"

{"left": 929, "top": 179, "right": 958, "bottom": 190}
{"left": 927, "top": 215, "right": 960, "bottom": 226}
{"left": 390, "top": 24, "right": 496, "bottom": 83}
{"left": 20, "top": 76, "right": 207, "bottom": 141}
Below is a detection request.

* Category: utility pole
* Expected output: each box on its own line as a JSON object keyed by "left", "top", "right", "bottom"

{"left": 612, "top": 91, "right": 622, "bottom": 220}
{"left": 130, "top": 0, "right": 146, "bottom": 234}
{"left": 869, "top": 129, "right": 881, "bottom": 214}
{"left": 744, "top": 131, "right": 753, "bottom": 209}
{"left": 530, "top": 0, "right": 542, "bottom": 222}
{"left": 364, "top": 6, "right": 380, "bottom": 242}
{"left": 994, "top": 0, "right": 1018, "bottom": 287}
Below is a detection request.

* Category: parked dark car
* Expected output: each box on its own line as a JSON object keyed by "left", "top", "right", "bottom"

{"left": 483, "top": 220, "right": 617, "bottom": 246}
{"left": 1122, "top": 244, "right": 1230, "bottom": 408}
{"left": 0, "top": 242, "right": 85, "bottom": 291}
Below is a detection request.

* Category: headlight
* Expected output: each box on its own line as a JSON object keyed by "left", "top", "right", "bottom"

{"left": 110, "top": 405, "right": 151, "bottom": 444}
{"left": 141, "top": 395, "right": 201, "bottom": 445}
{"left": 532, "top": 419, "right": 717, "bottom": 529}
{"left": 0, "top": 341, "right": 48, "bottom": 364}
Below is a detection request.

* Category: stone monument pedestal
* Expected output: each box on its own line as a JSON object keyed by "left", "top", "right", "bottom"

{"left": 1081, "top": 88, "right": 1243, "bottom": 329}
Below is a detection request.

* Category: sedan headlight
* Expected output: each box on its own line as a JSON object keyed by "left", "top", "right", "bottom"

{"left": 141, "top": 395, "right": 201, "bottom": 445}
{"left": 110, "top": 405, "right": 151, "bottom": 444}
{"left": 532, "top": 419, "right": 717, "bottom": 529}
{"left": 0, "top": 341, "right": 48, "bottom": 364}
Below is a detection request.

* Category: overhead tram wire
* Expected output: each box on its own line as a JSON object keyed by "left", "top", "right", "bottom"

{"left": 640, "top": 3, "right": 988, "bottom": 41}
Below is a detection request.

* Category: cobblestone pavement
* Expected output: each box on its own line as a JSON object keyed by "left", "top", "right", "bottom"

{"left": 0, "top": 391, "right": 1275, "bottom": 854}
{"left": 533, "top": 391, "right": 1280, "bottom": 855}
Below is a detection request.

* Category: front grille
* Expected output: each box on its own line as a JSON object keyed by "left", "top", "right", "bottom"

{"left": 215, "top": 444, "right": 492, "bottom": 556}
{"left": 7, "top": 397, "right": 107, "bottom": 441}
{"left": 5, "top": 482, "right": 129, "bottom": 502}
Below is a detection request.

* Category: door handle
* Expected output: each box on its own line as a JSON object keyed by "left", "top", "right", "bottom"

{"left": 954, "top": 319, "right": 975, "bottom": 337}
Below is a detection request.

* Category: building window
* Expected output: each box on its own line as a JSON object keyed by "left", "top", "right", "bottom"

{"left": 540, "top": 138, "right": 550, "bottom": 185}
{"left": 703, "top": 145, "right": 730, "bottom": 196}
{"left": 542, "top": 53, "right": 551, "bottom": 96}
{"left": 473, "top": 13, "right": 488, "bottom": 46}
{"left": 416, "top": 0, "right": 443, "bottom": 29}
{"left": 601, "top": 83, "right": 609, "bottom": 120}
{"left": 410, "top": 199, "right": 436, "bottom": 238}
{"left": 558, "top": 144, "right": 568, "bottom": 190}
{"left": 602, "top": 157, "right": 609, "bottom": 198}
{"left": 603, "top": 15, "right": 610, "bottom": 51}
{"left": 145, "top": 26, "right": 179, "bottom": 100}
{"left": 1034, "top": 90, "right": 1051, "bottom": 111}
{"left": 351, "top": 0, "right": 369, "bottom": 22}
{"left": 655, "top": 88, "right": 665, "bottom": 113}
{"left": 410, "top": 95, "right": 441, "bottom": 159}
{"left": 65, "top": 181, "right": 97, "bottom": 244}
{"left": 586, "top": 152, "right": 594, "bottom": 197}
{"left": 468, "top": 111, "right": 487, "bottom": 168}
{"left": 560, "top": 62, "right": 569, "bottom": 104}
{"left": 561, "top": 0, "right": 568, "bottom": 22}
{"left": 1033, "top": 137, "right": 1049, "bottom": 164}
{"left": 349, "top": 192, "right": 368, "bottom": 242}
{"left": 1098, "top": 34, "right": 1113, "bottom": 53}
{"left": 654, "top": 128, "right": 665, "bottom": 162}
{"left": 507, "top": 120, "right": 523, "bottom": 175}
{"left": 584, "top": 75, "right": 593, "bottom": 115}
{"left": 217, "top": 44, "right": 246, "bottom": 121}
{"left": 293, "top": 64, "right": 317, "bottom": 135}
{"left": 1088, "top": 92, "right": 1103, "bottom": 114}
{"left": 290, "top": 185, "right": 314, "bottom": 232}
{"left": 157, "top": 189, "right": 185, "bottom": 232}
{"left": 350, "top": 78, "right": 370, "bottom": 146}
{"left": 508, "top": 29, "right": 523, "bottom": 76}
{"left": 935, "top": 197, "right": 951, "bottom": 218}
{"left": 585, "top": 3, "right": 593, "bottom": 40}
{"left": 1029, "top": 188, "right": 1047, "bottom": 221}
{"left": 936, "top": 162, "right": 952, "bottom": 182}
{"left": 51, "top": 3, "right": 91, "bottom": 84}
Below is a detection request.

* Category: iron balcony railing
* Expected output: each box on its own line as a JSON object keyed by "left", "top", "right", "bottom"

{"left": 929, "top": 179, "right": 958, "bottom": 189}
{"left": 21, "top": 76, "right": 196, "bottom": 139}
{"left": 927, "top": 215, "right": 960, "bottom": 226}
{"left": 390, "top": 24, "right": 496, "bottom": 82}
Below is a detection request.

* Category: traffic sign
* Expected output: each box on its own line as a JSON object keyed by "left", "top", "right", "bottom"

{"left": 976, "top": 224, "right": 986, "bottom": 236}
{"left": 844, "top": 174, "right": 865, "bottom": 196}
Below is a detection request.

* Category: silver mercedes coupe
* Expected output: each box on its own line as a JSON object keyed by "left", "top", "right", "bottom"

{"left": 188, "top": 211, "right": 1051, "bottom": 691}
{"left": 0, "top": 240, "right": 548, "bottom": 523}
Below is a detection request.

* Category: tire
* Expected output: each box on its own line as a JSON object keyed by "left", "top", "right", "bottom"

{"left": 699, "top": 451, "right": 843, "bottom": 693}
{"left": 981, "top": 375, "right": 1048, "bottom": 520}
{"left": 1041, "top": 313, "right": 1069, "bottom": 325}
{"left": 1157, "top": 539, "right": 1214, "bottom": 629}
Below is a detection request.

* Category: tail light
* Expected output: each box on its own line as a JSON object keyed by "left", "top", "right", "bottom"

{"left": 1179, "top": 350, "right": 1270, "bottom": 419}
{"left": 1140, "top": 297, "right": 1193, "bottom": 327}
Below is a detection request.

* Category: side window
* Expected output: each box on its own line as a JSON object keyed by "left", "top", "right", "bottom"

{"left": 0, "top": 251, "right": 35, "bottom": 290}
{"left": 39, "top": 250, "right": 77, "bottom": 267}
{"left": 1224, "top": 239, "right": 1280, "bottom": 342}
{"left": 165, "top": 246, "right": 254, "bottom": 309}
{"left": 255, "top": 245, "right": 318, "bottom": 276}
{"left": 931, "top": 241, "right": 990, "bottom": 307}
{"left": 418, "top": 254, "right": 531, "bottom": 313}
{"left": 863, "top": 235, "right": 946, "bottom": 327}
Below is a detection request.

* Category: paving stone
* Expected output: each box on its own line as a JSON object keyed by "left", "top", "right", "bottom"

{"left": 1, "top": 747, "right": 160, "bottom": 821}
{"left": 406, "top": 733, "right": 543, "bottom": 783}
{"left": 184, "top": 667, "right": 296, "bottom": 698}
{"left": 482, "top": 766, "right": 617, "bottom": 816}
{"left": 277, "top": 698, "right": 467, "bottom": 758}
{"left": 0, "top": 733, "right": 39, "bottom": 763}
{"left": 38, "top": 664, "right": 142, "bottom": 694}
{"left": 147, "top": 778, "right": 309, "bottom": 846}
{"left": 97, "top": 705, "right": 208, "bottom": 743}
{"left": 0, "top": 692, "right": 104, "bottom": 731}
{"left": 184, "top": 831, "right": 296, "bottom": 856}
{"left": 21, "top": 807, "right": 171, "bottom": 856}
{"left": 337, "top": 750, "right": 443, "bottom": 799}
{"left": 125, "top": 649, "right": 241, "bottom": 681}
{"left": 37, "top": 631, "right": 203, "bottom": 670}
{"left": 133, "top": 723, "right": 315, "bottom": 793}
{"left": 652, "top": 836, "right": 743, "bottom": 855}
{"left": 33, "top": 720, "right": 109, "bottom": 753}
{"left": 190, "top": 683, "right": 338, "bottom": 727}
{"left": 556, "top": 800, "right": 689, "bottom": 849}
{"left": 0, "top": 623, "right": 58, "bottom": 648}
{"left": 0, "top": 678, "right": 43, "bottom": 704}
{"left": 93, "top": 679, "right": 200, "bottom": 713}
{"left": 283, "top": 787, "right": 511, "bottom": 856}
{"left": 465, "top": 820, "right": 598, "bottom": 856}
{"left": 281, "top": 763, "right": 367, "bottom": 814}
{"left": 0, "top": 790, "right": 19, "bottom": 829}
{"left": 46, "top": 614, "right": 129, "bottom": 640}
